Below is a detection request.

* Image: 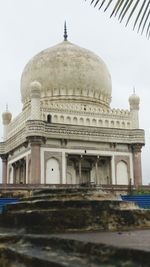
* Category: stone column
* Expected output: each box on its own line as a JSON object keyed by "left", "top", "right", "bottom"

{"left": 18, "top": 161, "right": 22, "bottom": 184}
{"left": 1, "top": 154, "right": 8, "bottom": 184}
{"left": 62, "top": 152, "right": 66, "bottom": 184}
{"left": 111, "top": 155, "right": 115, "bottom": 185}
{"left": 28, "top": 137, "right": 44, "bottom": 184}
{"left": 12, "top": 163, "right": 16, "bottom": 184}
{"left": 20, "top": 159, "right": 26, "bottom": 184}
{"left": 95, "top": 157, "right": 99, "bottom": 184}
{"left": 132, "top": 144, "right": 142, "bottom": 186}
{"left": 79, "top": 156, "right": 82, "bottom": 183}
{"left": 26, "top": 155, "right": 29, "bottom": 184}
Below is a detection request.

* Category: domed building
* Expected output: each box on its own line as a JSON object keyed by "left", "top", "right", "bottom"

{"left": 0, "top": 28, "right": 145, "bottom": 187}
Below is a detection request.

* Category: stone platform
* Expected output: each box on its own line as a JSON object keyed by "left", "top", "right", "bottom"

{"left": 0, "top": 230, "right": 150, "bottom": 267}
{"left": 0, "top": 188, "right": 149, "bottom": 233}
{"left": 0, "top": 188, "right": 150, "bottom": 266}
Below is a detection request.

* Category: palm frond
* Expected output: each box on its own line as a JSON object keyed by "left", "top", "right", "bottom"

{"left": 85, "top": 0, "right": 150, "bottom": 38}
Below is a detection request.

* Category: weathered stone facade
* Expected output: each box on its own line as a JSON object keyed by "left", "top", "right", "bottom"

{"left": 0, "top": 39, "right": 145, "bottom": 186}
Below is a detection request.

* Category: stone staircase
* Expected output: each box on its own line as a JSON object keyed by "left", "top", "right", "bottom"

{"left": 0, "top": 188, "right": 149, "bottom": 233}
{"left": 0, "top": 233, "right": 150, "bottom": 267}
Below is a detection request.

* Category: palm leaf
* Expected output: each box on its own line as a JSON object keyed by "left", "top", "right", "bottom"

{"left": 85, "top": 0, "right": 150, "bottom": 38}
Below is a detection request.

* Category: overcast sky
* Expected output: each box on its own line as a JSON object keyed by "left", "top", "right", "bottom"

{"left": 0, "top": 0, "right": 149, "bottom": 184}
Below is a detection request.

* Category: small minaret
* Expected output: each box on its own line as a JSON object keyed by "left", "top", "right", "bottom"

{"left": 2, "top": 105, "right": 12, "bottom": 141}
{"left": 129, "top": 88, "right": 140, "bottom": 129}
{"left": 64, "top": 21, "right": 68, "bottom": 41}
{"left": 30, "top": 81, "right": 41, "bottom": 120}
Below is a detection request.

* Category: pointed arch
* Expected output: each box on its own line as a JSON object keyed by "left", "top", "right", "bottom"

{"left": 46, "top": 157, "right": 60, "bottom": 184}
{"left": 116, "top": 160, "right": 128, "bottom": 185}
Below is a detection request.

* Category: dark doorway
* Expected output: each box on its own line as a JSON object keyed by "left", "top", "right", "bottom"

{"left": 47, "top": 114, "right": 52, "bottom": 123}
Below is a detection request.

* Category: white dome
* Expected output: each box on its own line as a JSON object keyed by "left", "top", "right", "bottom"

{"left": 21, "top": 41, "right": 112, "bottom": 109}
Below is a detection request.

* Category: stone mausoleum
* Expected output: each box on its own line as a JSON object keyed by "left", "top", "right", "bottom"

{"left": 0, "top": 28, "right": 145, "bottom": 186}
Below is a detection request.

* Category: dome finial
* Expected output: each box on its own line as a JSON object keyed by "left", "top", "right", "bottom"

{"left": 64, "top": 21, "right": 68, "bottom": 41}
{"left": 133, "top": 86, "right": 135, "bottom": 94}
{"left": 6, "top": 103, "right": 8, "bottom": 112}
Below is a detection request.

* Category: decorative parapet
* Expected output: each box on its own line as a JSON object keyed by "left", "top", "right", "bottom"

{"left": 41, "top": 104, "right": 132, "bottom": 129}
{"left": 41, "top": 102, "right": 130, "bottom": 117}
{"left": 0, "top": 127, "right": 27, "bottom": 154}
{"left": 4, "top": 103, "right": 134, "bottom": 146}
{"left": 7, "top": 108, "right": 30, "bottom": 139}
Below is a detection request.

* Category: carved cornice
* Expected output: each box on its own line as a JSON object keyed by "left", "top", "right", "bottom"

{"left": 26, "top": 120, "right": 145, "bottom": 144}
{"left": 0, "top": 120, "right": 145, "bottom": 155}
{"left": 26, "top": 136, "right": 46, "bottom": 145}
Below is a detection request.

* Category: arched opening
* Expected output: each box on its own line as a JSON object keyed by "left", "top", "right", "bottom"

{"left": 116, "top": 161, "right": 128, "bottom": 185}
{"left": 79, "top": 158, "right": 91, "bottom": 184}
{"left": 47, "top": 114, "right": 52, "bottom": 123}
{"left": 111, "top": 121, "right": 114, "bottom": 127}
{"left": 79, "top": 117, "right": 84, "bottom": 125}
{"left": 127, "top": 122, "right": 130, "bottom": 128}
{"left": 116, "top": 121, "right": 120, "bottom": 128}
{"left": 60, "top": 115, "right": 64, "bottom": 123}
{"left": 122, "top": 121, "right": 125, "bottom": 128}
{"left": 86, "top": 118, "right": 90, "bottom": 126}
{"left": 92, "top": 119, "right": 96, "bottom": 126}
{"left": 46, "top": 158, "right": 60, "bottom": 184}
{"left": 12, "top": 158, "right": 26, "bottom": 184}
{"left": 105, "top": 120, "right": 109, "bottom": 127}
{"left": 66, "top": 116, "right": 71, "bottom": 124}
{"left": 98, "top": 120, "right": 103, "bottom": 126}
{"left": 73, "top": 117, "right": 77, "bottom": 124}
{"left": 53, "top": 115, "right": 58, "bottom": 123}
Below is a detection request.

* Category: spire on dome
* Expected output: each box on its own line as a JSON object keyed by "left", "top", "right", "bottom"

{"left": 6, "top": 103, "right": 8, "bottom": 112}
{"left": 64, "top": 21, "right": 68, "bottom": 41}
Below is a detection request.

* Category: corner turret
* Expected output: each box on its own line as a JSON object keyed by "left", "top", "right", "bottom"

{"left": 129, "top": 90, "right": 140, "bottom": 129}
{"left": 2, "top": 106, "right": 12, "bottom": 140}
{"left": 30, "top": 81, "right": 41, "bottom": 120}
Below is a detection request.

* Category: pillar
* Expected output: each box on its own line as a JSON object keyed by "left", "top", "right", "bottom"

{"left": 95, "top": 157, "right": 99, "bottom": 184}
{"left": 14, "top": 162, "right": 20, "bottom": 184}
{"left": 62, "top": 152, "right": 66, "bottom": 184}
{"left": 132, "top": 144, "right": 142, "bottom": 186}
{"left": 28, "top": 136, "right": 44, "bottom": 184}
{"left": 20, "top": 158, "right": 26, "bottom": 184}
{"left": 111, "top": 155, "right": 115, "bottom": 185}
{"left": 26, "top": 155, "right": 29, "bottom": 184}
{"left": 1, "top": 154, "right": 8, "bottom": 184}
{"left": 79, "top": 156, "right": 82, "bottom": 183}
{"left": 12, "top": 163, "right": 16, "bottom": 184}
